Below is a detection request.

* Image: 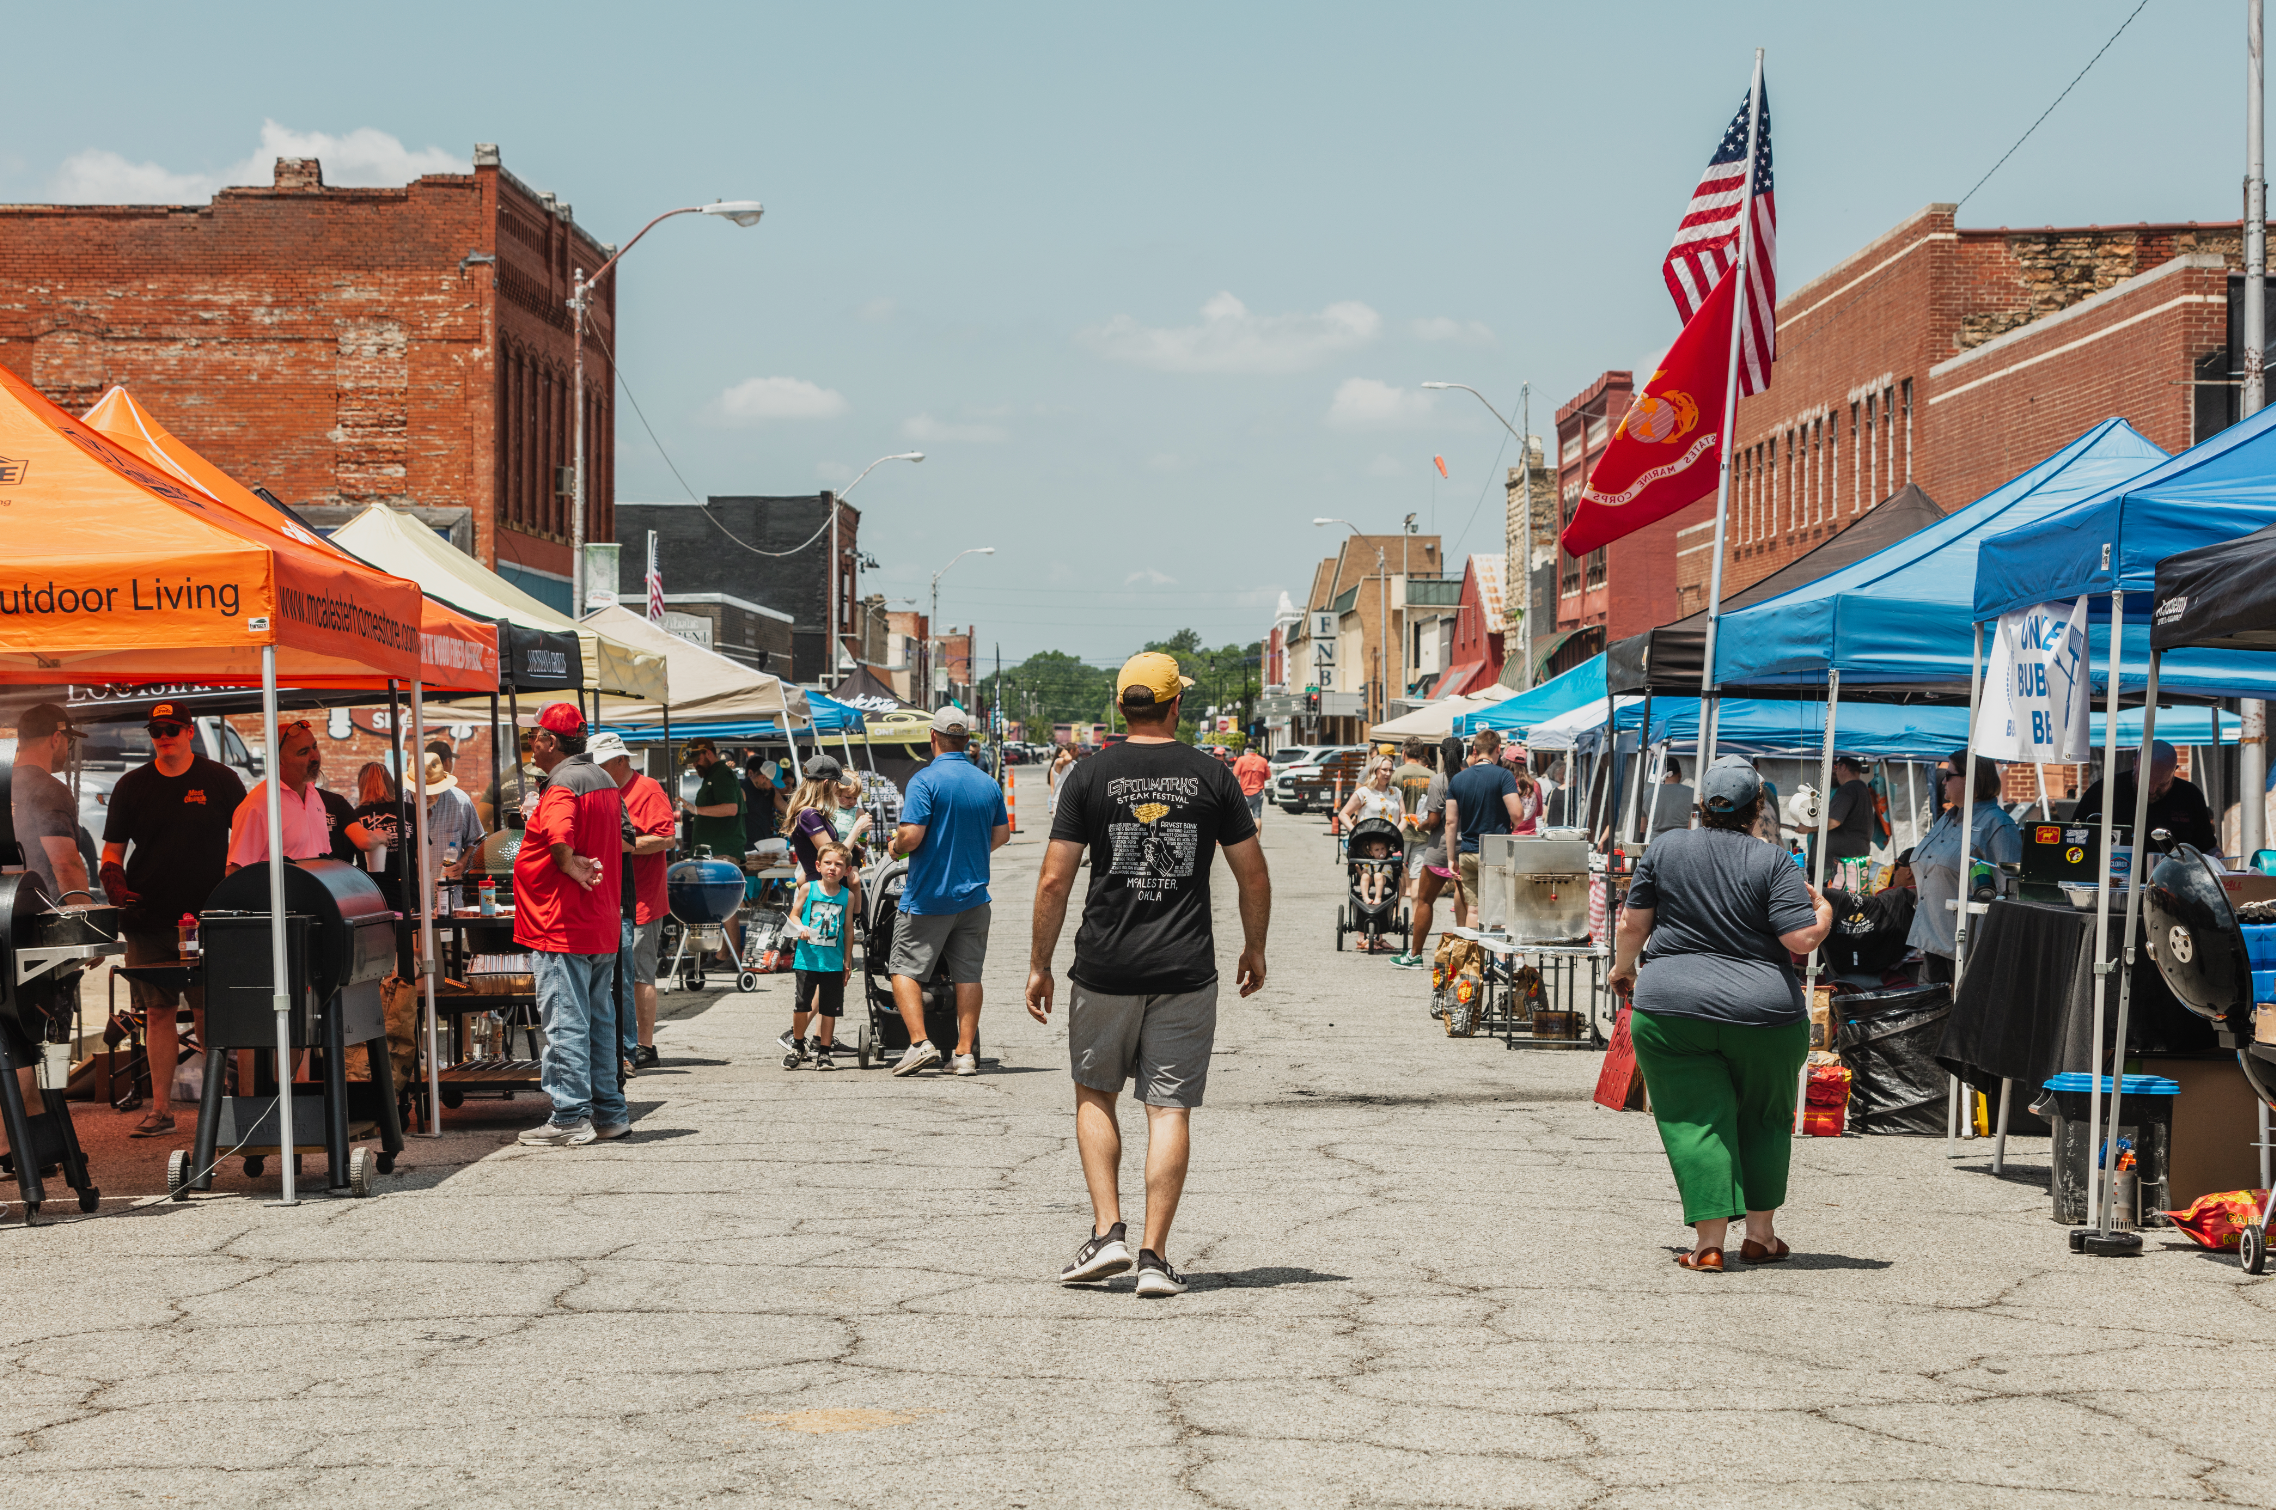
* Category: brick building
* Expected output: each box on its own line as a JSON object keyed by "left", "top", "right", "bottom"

{"left": 654, "top": 591, "right": 795, "bottom": 674}
{"left": 1437, "top": 554, "right": 1506, "bottom": 696}
{"left": 1548, "top": 373, "right": 1634, "bottom": 675}
{"left": 0, "top": 146, "right": 615, "bottom": 612}
{"left": 1282, "top": 533, "right": 1449, "bottom": 737}
{"left": 1558, "top": 204, "right": 2253, "bottom": 642}
{"left": 617, "top": 495, "right": 860, "bottom": 684}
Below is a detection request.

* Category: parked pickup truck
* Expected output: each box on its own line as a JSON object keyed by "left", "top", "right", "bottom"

{"left": 1272, "top": 746, "right": 1370, "bottom": 814}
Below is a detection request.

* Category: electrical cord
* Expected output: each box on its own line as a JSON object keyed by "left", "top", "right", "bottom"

{"left": 0, "top": 1092, "right": 288, "bottom": 1226}
{"left": 586, "top": 322, "right": 838, "bottom": 560}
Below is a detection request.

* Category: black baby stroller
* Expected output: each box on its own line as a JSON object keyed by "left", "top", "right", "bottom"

{"left": 1335, "top": 816, "right": 1409, "bottom": 954}
{"left": 853, "top": 856, "right": 979, "bottom": 1069}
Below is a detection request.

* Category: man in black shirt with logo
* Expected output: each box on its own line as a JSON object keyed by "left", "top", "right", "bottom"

{"left": 1028, "top": 652, "right": 1271, "bottom": 1297}
{"left": 98, "top": 703, "right": 245, "bottom": 1136}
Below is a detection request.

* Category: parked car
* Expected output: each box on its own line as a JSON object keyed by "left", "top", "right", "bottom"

{"left": 1272, "top": 745, "right": 1366, "bottom": 815}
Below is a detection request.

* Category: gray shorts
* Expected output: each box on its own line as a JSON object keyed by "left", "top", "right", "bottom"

{"left": 889, "top": 903, "right": 991, "bottom": 985}
{"left": 623, "top": 916, "right": 663, "bottom": 986}
{"left": 1067, "top": 980, "right": 1219, "bottom": 1108}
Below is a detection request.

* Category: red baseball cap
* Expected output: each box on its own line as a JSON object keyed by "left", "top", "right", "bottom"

{"left": 516, "top": 701, "right": 586, "bottom": 735}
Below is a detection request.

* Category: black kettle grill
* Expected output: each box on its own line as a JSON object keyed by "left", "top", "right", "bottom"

{"left": 173, "top": 859, "right": 406, "bottom": 1199}
{"left": 2141, "top": 844, "right": 2271, "bottom": 1094}
{"left": 0, "top": 871, "right": 118, "bottom": 1218}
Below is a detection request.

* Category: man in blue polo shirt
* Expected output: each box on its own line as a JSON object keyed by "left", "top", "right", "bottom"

{"left": 888, "top": 705, "right": 1010, "bottom": 1076}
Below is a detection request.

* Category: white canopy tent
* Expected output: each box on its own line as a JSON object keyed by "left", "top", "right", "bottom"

{"left": 580, "top": 603, "right": 809, "bottom": 727}
{"left": 1367, "top": 686, "right": 1516, "bottom": 742}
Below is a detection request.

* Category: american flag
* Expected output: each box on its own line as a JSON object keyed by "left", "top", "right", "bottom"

{"left": 645, "top": 530, "right": 664, "bottom": 622}
{"left": 1662, "top": 78, "right": 1776, "bottom": 396}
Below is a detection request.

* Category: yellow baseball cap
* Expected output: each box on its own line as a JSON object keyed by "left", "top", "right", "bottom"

{"left": 1116, "top": 651, "right": 1194, "bottom": 708}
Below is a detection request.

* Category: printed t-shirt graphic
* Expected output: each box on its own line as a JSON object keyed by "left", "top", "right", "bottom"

{"left": 1051, "top": 741, "right": 1256, "bottom": 997}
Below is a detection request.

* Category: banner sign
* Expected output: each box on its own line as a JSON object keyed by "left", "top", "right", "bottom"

{"left": 1980, "top": 597, "right": 2091, "bottom": 762}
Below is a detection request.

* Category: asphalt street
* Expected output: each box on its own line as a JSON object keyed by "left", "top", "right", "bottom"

{"left": 6, "top": 764, "right": 2276, "bottom": 1507}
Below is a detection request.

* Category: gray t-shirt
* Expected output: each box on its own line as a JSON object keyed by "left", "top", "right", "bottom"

{"left": 1416, "top": 772, "right": 1451, "bottom": 867}
{"left": 1647, "top": 782, "right": 1695, "bottom": 839}
{"left": 1626, "top": 827, "right": 1819, "bottom": 1026}
{"left": 1826, "top": 778, "right": 1873, "bottom": 859}
{"left": 11, "top": 763, "right": 78, "bottom": 897}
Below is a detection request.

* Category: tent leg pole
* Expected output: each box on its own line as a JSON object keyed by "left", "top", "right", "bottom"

{"left": 2262, "top": 1100, "right": 2272, "bottom": 1192}
{"left": 2095, "top": 647, "right": 2160, "bottom": 1245}
{"left": 1992, "top": 1078, "right": 2013, "bottom": 1174}
{"left": 261, "top": 646, "right": 298, "bottom": 1208}
{"left": 1906, "top": 761, "right": 1921, "bottom": 856}
{"left": 1801, "top": 670, "right": 1838, "bottom": 1135}
{"left": 2084, "top": 595, "right": 2127, "bottom": 1229}
{"left": 413, "top": 680, "right": 443, "bottom": 1139}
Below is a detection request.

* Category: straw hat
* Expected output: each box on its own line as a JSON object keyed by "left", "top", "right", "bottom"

{"left": 422, "top": 753, "right": 458, "bottom": 796}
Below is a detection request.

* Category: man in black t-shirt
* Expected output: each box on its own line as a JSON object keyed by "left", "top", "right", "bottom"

{"left": 1028, "top": 651, "right": 1271, "bottom": 1298}
{"left": 98, "top": 702, "right": 246, "bottom": 1137}
{"left": 1823, "top": 756, "right": 1875, "bottom": 863}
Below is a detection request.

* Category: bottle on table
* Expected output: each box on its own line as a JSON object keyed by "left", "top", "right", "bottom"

{"left": 177, "top": 912, "right": 200, "bottom": 961}
{"left": 479, "top": 876, "right": 497, "bottom": 916}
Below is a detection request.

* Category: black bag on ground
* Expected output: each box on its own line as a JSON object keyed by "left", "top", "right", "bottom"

{"left": 1836, "top": 983, "right": 1951, "bottom": 1135}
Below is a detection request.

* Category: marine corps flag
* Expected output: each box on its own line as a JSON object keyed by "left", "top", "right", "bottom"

{"left": 1559, "top": 271, "right": 1735, "bottom": 557}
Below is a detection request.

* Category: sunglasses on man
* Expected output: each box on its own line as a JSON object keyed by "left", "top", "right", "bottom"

{"left": 146, "top": 721, "right": 190, "bottom": 738}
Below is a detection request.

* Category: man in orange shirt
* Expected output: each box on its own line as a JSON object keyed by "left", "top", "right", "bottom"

{"left": 513, "top": 703, "right": 628, "bottom": 1147}
{"left": 1232, "top": 745, "right": 1273, "bottom": 826}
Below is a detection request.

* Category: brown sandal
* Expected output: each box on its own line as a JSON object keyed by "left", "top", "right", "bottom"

{"left": 1675, "top": 1247, "right": 1724, "bottom": 1272}
{"left": 1739, "top": 1237, "right": 1790, "bottom": 1263}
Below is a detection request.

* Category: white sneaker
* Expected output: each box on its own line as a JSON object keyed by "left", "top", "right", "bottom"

{"left": 1058, "top": 1222, "right": 1132, "bottom": 1284}
{"left": 892, "top": 1040, "right": 943, "bottom": 1077}
{"left": 1134, "top": 1250, "right": 1188, "bottom": 1297}
{"left": 518, "top": 1119, "right": 596, "bottom": 1147}
{"left": 951, "top": 1053, "right": 978, "bottom": 1076}
{"left": 592, "top": 1122, "right": 630, "bottom": 1140}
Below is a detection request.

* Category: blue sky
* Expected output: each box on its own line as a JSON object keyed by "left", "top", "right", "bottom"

{"left": 0, "top": 1, "right": 2239, "bottom": 666}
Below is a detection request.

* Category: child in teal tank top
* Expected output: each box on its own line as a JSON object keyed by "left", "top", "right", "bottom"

{"left": 780, "top": 842, "right": 861, "bottom": 1070}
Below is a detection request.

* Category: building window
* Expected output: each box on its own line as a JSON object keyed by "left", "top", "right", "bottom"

{"left": 1901, "top": 377, "right": 1914, "bottom": 488}
{"left": 1585, "top": 545, "right": 1606, "bottom": 592}
{"left": 1561, "top": 484, "right": 1581, "bottom": 597}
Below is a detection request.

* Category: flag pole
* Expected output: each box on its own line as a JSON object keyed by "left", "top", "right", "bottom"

{"left": 1695, "top": 46, "right": 1765, "bottom": 772}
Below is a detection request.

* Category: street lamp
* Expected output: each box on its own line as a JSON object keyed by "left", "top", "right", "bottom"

{"left": 929, "top": 547, "right": 995, "bottom": 709}
{"left": 568, "top": 199, "right": 765, "bottom": 618}
{"left": 1315, "top": 518, "right": 1388, "bottom": 729}
{"left": 1422, "top": 381, "right": 1536, "bottom": 689}
{"left": 827, "top": 452, "right": 924, "bottom": 685}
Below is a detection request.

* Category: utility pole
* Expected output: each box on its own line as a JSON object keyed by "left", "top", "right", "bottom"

{"left": 2246, "top": 0, "right": 2268, "bottom": 857}
{"left": 1518, "top": 383, "right": 1535, "bottom": 691}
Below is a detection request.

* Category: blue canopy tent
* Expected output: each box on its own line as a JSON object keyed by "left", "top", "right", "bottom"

{"left": 1965, "top": 401, "right": 2276, "bottom": 1220}
{"left": 1713, "top": 418, "right": 2168, "bottom": 696}
{"left": 648, "top": 690, "right": 868, "bottom": 738}
{"left": 1452, "top": 653, "right": 1604, "bottom": 736}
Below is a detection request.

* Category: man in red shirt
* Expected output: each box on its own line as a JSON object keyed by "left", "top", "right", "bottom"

{"left": 1232, "top": 746, "right": 1273, "bottom": 826}
{"left": 593, "top": 732, "right": 675, "bottom": 1072}
{"left": 513, "top": 703, "right": 628, "bottom": 1147}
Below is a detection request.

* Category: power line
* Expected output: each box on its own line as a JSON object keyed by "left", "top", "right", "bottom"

{"left": 1956, "top": 0, "right": 2151, "bottom": 209}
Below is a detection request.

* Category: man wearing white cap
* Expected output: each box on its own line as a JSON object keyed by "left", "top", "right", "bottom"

{"left": 884, "top": 704, "right": 1009, "bottom": 1076}
{"left": 592, "top": 732, "right": 675, "bottom": 1071}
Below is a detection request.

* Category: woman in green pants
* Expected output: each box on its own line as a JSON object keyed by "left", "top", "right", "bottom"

{"left": 1608, "top": 756, "right": 1832, "bottom": 1272}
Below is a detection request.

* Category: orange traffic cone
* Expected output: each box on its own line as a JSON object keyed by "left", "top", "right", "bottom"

{"left": 1330, "top": 776, "right": 1344, "bottom": 835}
{"left": 1005, "top": 766, "right": 1018, "bottom": 834}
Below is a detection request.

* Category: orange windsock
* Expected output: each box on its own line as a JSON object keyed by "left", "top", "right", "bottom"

{"left": 1434, "top": 455, "right": 1449, "bottom": 478}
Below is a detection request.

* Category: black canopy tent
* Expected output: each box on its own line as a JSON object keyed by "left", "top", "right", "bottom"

{"left": 1606, "top": 483, "right": 1944, "bottom": 698}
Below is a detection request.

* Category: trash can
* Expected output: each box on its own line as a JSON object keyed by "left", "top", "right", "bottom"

{"left": 1835, "top": 984, "right": 1952, "bottom": 1135}
{"left": 2041, "top": 1073, "right": 2178, "bottom": 1226}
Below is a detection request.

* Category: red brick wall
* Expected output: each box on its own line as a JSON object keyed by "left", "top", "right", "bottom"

{"left": 0, "top": 154, "right": 613, "bottom": 582}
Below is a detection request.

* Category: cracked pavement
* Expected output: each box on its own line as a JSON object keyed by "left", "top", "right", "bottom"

{"left": 8, "top": 766, "right": 2276, "bottom": 1507}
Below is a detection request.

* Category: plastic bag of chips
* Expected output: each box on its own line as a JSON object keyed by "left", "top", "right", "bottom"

{"left": 2162, "top": 1189, "right": 2271, "bottom": 1250}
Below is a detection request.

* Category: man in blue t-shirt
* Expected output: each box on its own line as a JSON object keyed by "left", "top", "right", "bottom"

{"left": 1444, "top": 729, "right": 1525, "bottom": 920}
{"left": 886, "top": 705, "right": 1010, "bottom": 1077}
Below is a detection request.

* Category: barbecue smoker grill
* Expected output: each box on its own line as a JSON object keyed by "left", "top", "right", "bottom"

{"left": 0, "top": 871, "right": 119, "bottom": 1218}
{"left": 2142, "top": 841, "right": 2276, "bottom": 1270}
{"left": 170, "top": 859, "right": 406, "bottom": 1199}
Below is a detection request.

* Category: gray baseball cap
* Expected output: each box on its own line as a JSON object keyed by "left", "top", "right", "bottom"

{"left": 1699, "top": 755, "right": 1762, "bottom": 814}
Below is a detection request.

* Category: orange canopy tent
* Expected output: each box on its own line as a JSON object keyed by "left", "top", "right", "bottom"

{"left": 79, "top": 387, "right": 496, "bottom": 694}
{"left": 0, "top": 366, "right": 436, "bottom": 1203}
{"left": 0, "top": 363, "right": 425, "bottom": 687}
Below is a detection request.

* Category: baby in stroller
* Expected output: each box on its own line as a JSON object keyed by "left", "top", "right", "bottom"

{"left": 1337, "top": 816, "right": 1407, "bottom": 953}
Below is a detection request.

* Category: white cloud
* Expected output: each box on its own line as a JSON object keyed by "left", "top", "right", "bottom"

{"left": 901, "top": 413, "right": 1008, "bottom": 444}
{"left": 715, "top": 376, "right": 850, "bottom": 424}
{"left": 1124, "top": 569, "right": 1177, "bottom": 587}
{"left": 1367, "top": 453, "right": 1404, "bottom": 477}
{"left": 858, "top": 297, "right": 897, "bottom": 323}
{"left": 1327, "top": 378, "right": 1438, "bottom": 430}
{"left": 1079, "top": 292, "right": 1380, "bottom": 374}
{"left": 1410, "top": 316, "right": 1497, "bottom": 346}
{"left": 49, "top": 120, "right": 465, "bottom": 203}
